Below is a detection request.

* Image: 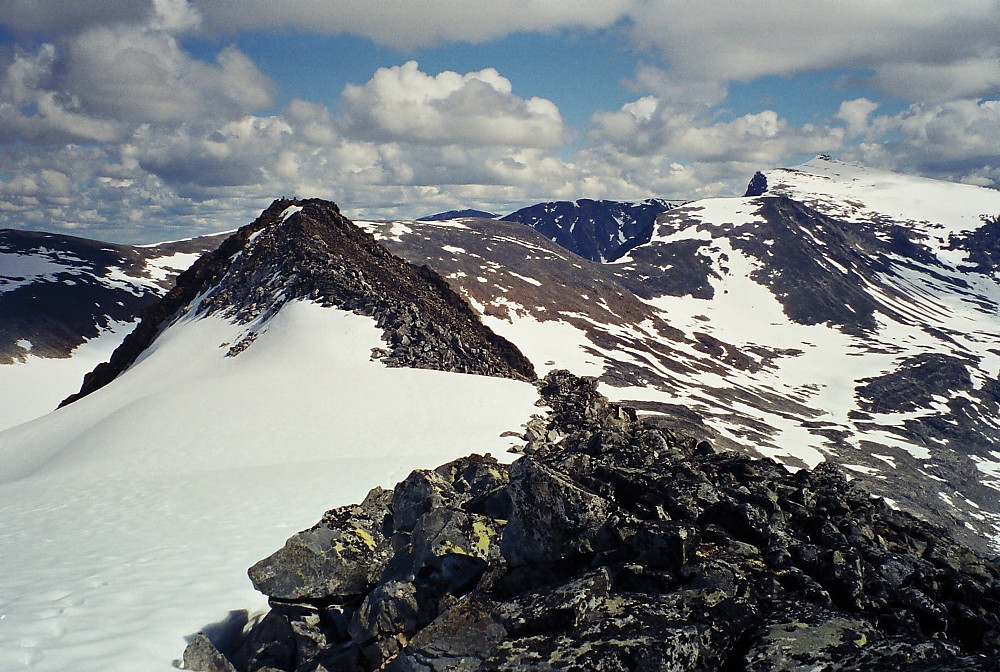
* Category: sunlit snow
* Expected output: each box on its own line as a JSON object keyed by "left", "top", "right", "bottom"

{"left": 0, "top": 322, "right": 136, "bottom": 432}
{"left": 0, "top": 301, "right": 538, "bottom": 671}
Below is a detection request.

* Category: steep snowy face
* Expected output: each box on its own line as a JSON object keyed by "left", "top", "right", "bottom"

{"left": 0, "top": 229, "right": 227, "bottom": 430}
{"left": 356, "top": 164, "right": 1000, "bottom": 555}
{"left": 501, "top": 198, "right": 684, "bottom": 262}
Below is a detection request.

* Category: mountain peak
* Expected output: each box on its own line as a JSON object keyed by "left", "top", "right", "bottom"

{"left": 501, "top": 198, "right": 683, "bottom": 262}
{"left": 744, "top": 170, "right": 768, "bottom": 197}
{"left": 61, "top": 198, "right": 535, "bottom": 406}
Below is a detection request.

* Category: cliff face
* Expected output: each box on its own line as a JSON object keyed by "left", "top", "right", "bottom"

{"left": 62, "top": 198, "right": 534, "bottom": 406}
{"left": 186, "top": 371, "right": 1000, "bottom": 672}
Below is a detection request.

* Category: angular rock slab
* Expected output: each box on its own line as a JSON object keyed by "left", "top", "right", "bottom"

{"left": 249, "top": 487, "right": 393, "bottom": 600}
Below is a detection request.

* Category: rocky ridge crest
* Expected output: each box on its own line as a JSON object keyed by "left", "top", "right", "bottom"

{"left": 62, "top": 199, "right": 534, "bottom": 405}
{"left": 186, "top": 371, "right": 1000, "bottom": 672}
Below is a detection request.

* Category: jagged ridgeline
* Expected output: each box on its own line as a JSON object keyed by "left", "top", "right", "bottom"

{"left": 61, "top": 199, "right": 535, "bottom": 405}
{"left": 185, "top": 372, "right": 1000, "bottom": 672}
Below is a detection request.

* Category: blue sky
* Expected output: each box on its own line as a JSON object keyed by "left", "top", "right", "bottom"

{"left": 1, "top": 1, "right": 998, "bottom": 243}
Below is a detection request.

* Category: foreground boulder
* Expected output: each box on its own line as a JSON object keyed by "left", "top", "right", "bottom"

{"left": 191, "top": 371, "right": 1000, "bottom": 671}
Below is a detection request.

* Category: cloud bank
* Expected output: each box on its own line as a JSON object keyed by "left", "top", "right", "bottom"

{"left": 1, "top": 1, "right": 998, "bottom": 242}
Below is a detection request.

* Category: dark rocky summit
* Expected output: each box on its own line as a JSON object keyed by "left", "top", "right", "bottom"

{"left": 418, "top": 209, "right": 497, "bottom": 221}
{"left": 186, "top": 371, "right": 1000, "bottom": 672}
{"left": 61, "top": 199, "right": 534, "bottom": 405}
{"left": 744, "top": 171, "right": 768, "bottom": 197}
{"left": 501, "top": 198, "right": 681, "bottom": 262}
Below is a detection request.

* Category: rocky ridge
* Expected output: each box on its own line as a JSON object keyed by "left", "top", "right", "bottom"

{"left": 501, "top": 198, "right": 683, "bottom": 262}
{"left": 62, "top": 199, "right": 534, "bottom": 405}
{"left": 186, "top": 371, "right": 1000, "bottom": 672}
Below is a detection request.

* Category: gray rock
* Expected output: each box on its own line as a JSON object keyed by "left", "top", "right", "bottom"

{"left": 212, "top": 371, "right": 1000, "bottom": 672}
{"left": 248, "top": 487, "right": 393, "bottom": 600}
{"left": 501, "top": 457, "right": 613, "bottom": 566}
{"left": 181, "top": 633, "right": 237, "bottom": 672}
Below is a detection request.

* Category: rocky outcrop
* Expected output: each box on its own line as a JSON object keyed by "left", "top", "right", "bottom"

{"left": 744, "top": 171, "right": 768, "bottom": 197}
{"left": 62, "top": 199, "right": 534, "bottom": 405}
{"left": 196, "top": 371, "right": 1000, "bottom": 672}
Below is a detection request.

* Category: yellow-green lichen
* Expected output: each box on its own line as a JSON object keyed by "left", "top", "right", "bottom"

{"left": 354, "top": 527, "right": 377, "bottom": 551}
{"left": 437, "top": 539, "right": 469, "bottom": 556}
{"left": 472, "top": 520, "right": 494, "bottom": 557}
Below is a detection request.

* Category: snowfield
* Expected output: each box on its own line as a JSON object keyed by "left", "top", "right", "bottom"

{"left": 0, "top": 301, "right": 538, "bottom": 671}
{"left": 0, "top": 322, "right": 134, "bottom": 432}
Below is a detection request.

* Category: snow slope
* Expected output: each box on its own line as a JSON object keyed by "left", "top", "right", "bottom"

{"left": 0, "top": 229, "right": 226, "bottom": 431}
{"left": 0, "top": 321, "right": 133, "bottom": 431}
{"left": 0, "top": 301, "right": 537, "bottom": 671}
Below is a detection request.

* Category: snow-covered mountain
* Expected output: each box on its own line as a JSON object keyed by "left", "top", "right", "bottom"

{"left": 500, "top": 197, "right": 684, "bottom": 262}
{"left": 3, "top": 158, "right": 1000, "bottom": 670}
{"left": 356, "top": 158, "right": 1000, "bottom": 557}
{"left": 0, "top": 201, "right": 538, "bottom": 671}
{"left": 0, "top": 229, "right": 227, "bottom": 430}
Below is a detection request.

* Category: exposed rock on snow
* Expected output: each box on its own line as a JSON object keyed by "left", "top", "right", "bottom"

{"left": 206, "top": 371, "right": 1000, "bottom": 672}
{"left": 61, "top": 198, "right": 535, "bottom": 406}
{"left": 744, "top": 170, "right": 768, "bottom": 197}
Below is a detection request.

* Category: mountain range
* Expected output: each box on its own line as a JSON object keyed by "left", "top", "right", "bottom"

{"left": 1, "top": 156, "right": 999, "bottom": 670}
{"left": 0, "top": 228, "right": 228, "bottom": 429}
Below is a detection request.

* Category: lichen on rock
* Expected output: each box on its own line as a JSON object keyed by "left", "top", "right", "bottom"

{"left": 193, "top": 370, "right": 1000, "bottom": 672}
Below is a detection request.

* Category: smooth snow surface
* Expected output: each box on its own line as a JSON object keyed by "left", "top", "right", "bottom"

{"left": 0, "top": 322, "right": 135, "bottom": 431}
{"left": 0, "top": 301, "right": 538, "bottom": 671}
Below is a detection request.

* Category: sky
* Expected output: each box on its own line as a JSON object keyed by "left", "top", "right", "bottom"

{"left": 0, "top": 0, "right": 998, "bottom": 243}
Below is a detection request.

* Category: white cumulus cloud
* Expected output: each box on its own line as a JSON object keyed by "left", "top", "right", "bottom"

{"left": 340, "top": 61, "right": 565, "bottom": 148}
{"left": 628, "top": 1, "right": 1000, "bottom": 102}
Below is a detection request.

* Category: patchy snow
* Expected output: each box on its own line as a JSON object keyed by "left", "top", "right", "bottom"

{"left": 143, "top": 252, "right": 201, "bottom": 284}
{"left": 279, "top": 204, "right": 303, "bottom": 222}
{"left": 0, "top": 252, "right": 85, "bottom": 294}
{"left": 508, "top": 271, "right": 542, "bottom": 287}
{"left": 0, "top": 300, "right": 538, "bottom": 671}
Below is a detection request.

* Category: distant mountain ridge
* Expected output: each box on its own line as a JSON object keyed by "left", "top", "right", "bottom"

{"left": 500, "top": 197, "right": 685, "bottom": 262}
{"left": 0, "top": 228, "right": 227, "bottom": 364}
{"left": 417, "top": 208, "right": 497, "bottom": 221}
